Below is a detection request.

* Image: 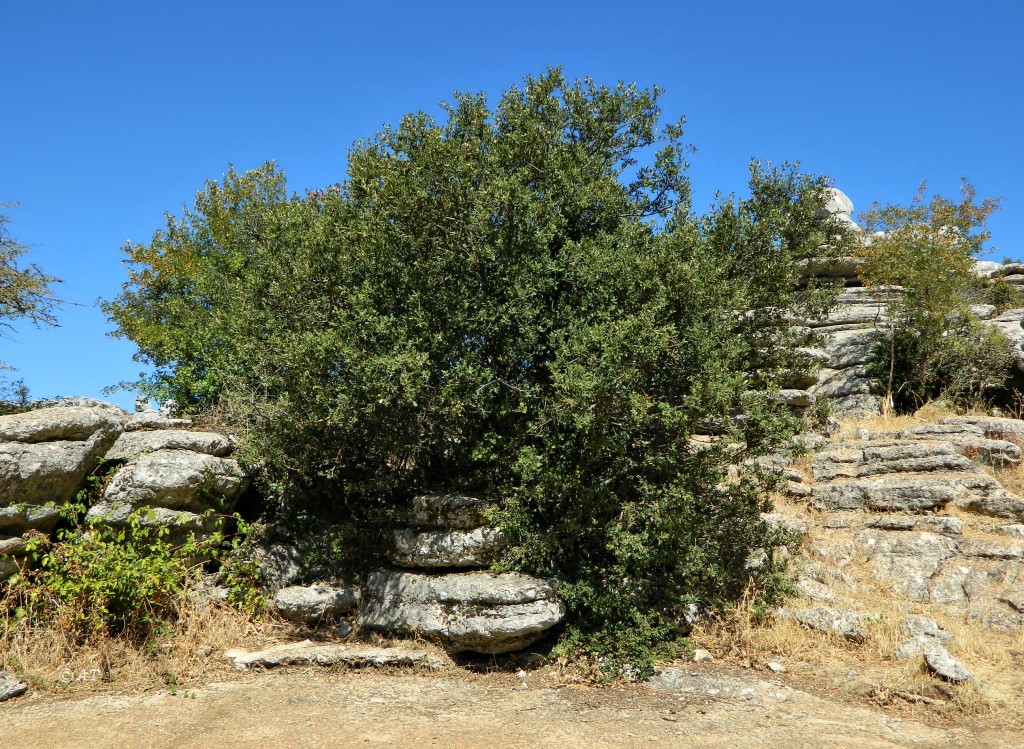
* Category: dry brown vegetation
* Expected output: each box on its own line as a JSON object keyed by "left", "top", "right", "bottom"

{"left": 692, "top": 404, "right": 1024, "bottom": 725}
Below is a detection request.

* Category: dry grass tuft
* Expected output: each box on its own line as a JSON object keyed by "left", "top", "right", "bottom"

{"left": 0, "top": 594, "right": 278, "bottom": 696}
{"left": 689, "top": 403, "right": 1024, "bottom": 724}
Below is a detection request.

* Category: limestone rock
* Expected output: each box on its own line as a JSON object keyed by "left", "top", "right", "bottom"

{"left": 0, "top": 406, "right": 122, "bottom": 443}
{"left": 811, "top": 477, "right": 955, "bottom": 512}
{"left": 793, "top": 607, "right": 867, "bottom": 642}
{"left": 104, "top": 429, "right": 233, "bottom": 462}
{"left": 411, "top": 494, "right": 495, "bottom": 529}
{"left": 898, "top": 615, "right": 953, "bottom": 645}
{"left": 0, "top": 673, "right": 27, "bottom": 702}
{"left": 855, "top": 531, "right": 958, "bottom": 600}
{"left": 92, "top": 449, "right": 248, "bottom": 516}
{"left": 274, "top": 584, "right": 360, "bottom": 625}
{"left": 816, "top": 187, "right": 855, "bottom": 218}
{"left": 225, "top": 640, "right": 446, "bottom": 671}
{"left": 123, "top": 413, "right": 193, "bottom": 432}
{"left": 0, "top": 502, "right": 61, "bottom": 534}
{"left": 390, "top": 527, "right": 505, "bottom": 568}
{"left": 359, "top": 568, "right": 565, "bottom": 654}
{"left": 0, "top": 431, "right": 118, "bottom": 508}
{"left": 924, "top": 647, "right": 974, "bottom": 683}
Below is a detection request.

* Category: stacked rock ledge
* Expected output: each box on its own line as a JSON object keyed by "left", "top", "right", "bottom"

{"left": 359, "top": 493, "right": 566, "bottom": 654}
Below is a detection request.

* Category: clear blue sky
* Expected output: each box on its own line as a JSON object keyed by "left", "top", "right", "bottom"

{"left": 2, "top": 1, "right": 1021, "bottom": 409}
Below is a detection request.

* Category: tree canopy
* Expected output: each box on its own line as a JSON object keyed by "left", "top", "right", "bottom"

{"left": 105, "top": 69, "right": 840, "bottom": 671}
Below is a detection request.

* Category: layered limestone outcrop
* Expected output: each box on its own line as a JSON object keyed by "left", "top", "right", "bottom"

{"left": 0, "top": 400, "right": 247, "bottom": 580}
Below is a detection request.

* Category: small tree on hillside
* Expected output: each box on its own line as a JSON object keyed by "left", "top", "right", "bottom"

{"left": 105, "top": 69, "right": 841, "bottom": 673}
{"left": 855, "top": 181, "right": 1007, "bottom": 412}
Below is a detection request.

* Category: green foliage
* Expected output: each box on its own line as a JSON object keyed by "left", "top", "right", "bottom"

{"left": 104, "top": 69, "right": 837, "bottom": 669}
{"left": 855, "top": 181, "right": 1010, "bottom": 412}
{"left": 0, "top": 205, "right": 61, "bottom": 391}
{"left": 3, "top": 468, "right": 261, "bottom": 641}
{"left": 867, "top": 315, "right": 1014, "bottom": 412}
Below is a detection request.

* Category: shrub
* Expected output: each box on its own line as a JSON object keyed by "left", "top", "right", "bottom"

{"left": 104, "top": 69, "right": 839, "bottom": 672}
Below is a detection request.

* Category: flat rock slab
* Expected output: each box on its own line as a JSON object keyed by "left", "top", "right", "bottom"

{"left": 0, "top": 406, "right": 122, "bottom": 443}
{"left": 390, "top": 527, "right": 505, "bottom": 568}
{"left": 274, "top": 584, "right": 360, "bottom": 625}
{"left": 646, "top": 668, "right": 796, "bottom": 702}
{"left": 104, "top": 430, "right": 233, "bottom": 462}
{"left": 0, "top": 673, "right": 28, "bottom": 701}
{"left": 360, "top": 568, "right": 565, "bottom": 654}
{"left": 224, "top": 640, "right": 447, "bottom": 671}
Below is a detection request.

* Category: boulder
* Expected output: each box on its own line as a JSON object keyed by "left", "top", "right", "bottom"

{"left": 898, "top": 615, "right": 953, "bottom": 645}
{"left": 359, "top": 568, "right": 565, "bottom": 654}
{"left": 792, "top": 607, "right": 867, "bottom": 642}
{"left": 924, "top": 646, "right": 974, "bottom": 683}
{"left": 0, "top": 432, "right": 118, "bottom": 508}
{"left": 274, "top": 584, "right": 360, "bottom": 625}
{"left": 91, "top": 449, "right": 248, "bottom": 516}
{"left": 0, "top": 673, "right": 27, "bottom": 702}
{"left": 0, "top": 502, "right": 61, "bottom": 534}
{"left": 390, "top": 527, "right": 505, "bottom": 568}
{"left": 411, "top": 494, "right": 495, "bottom": 529}
{"left": 104, "top": 429, "right": 233, "bottom": 462}
{"left": 0, "top": 406, "right": 122, "bottom": 443}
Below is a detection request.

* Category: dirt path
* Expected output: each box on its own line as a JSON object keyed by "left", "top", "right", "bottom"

{"left": 3, "top": 667, "right": 1022, "bottom": 749}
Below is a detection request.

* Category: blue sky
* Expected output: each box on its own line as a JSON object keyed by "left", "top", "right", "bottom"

{"left": 2, "top": 1, "right": 1021, "bottom": 409}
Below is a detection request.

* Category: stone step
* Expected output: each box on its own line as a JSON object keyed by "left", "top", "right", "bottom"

{"left": 854, "top": 428, "right": 1021, "bottom": 466}
{"left": 225, "top": 640, "right": 447, "bottom": 671}
{"left": 812, "top": 442, "right": 975, "bottom": 482}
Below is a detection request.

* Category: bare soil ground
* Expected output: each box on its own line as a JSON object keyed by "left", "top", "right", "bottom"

{"left": 2, "top": 664, "right": 1023, "bottom": 749}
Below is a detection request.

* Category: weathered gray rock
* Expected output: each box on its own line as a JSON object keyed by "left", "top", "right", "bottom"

{"left": 411, "top": 494, "right": 495, "bottom": 529}
{"left": 820, "top": 328, "right": 883, "bottom": 369}
{"left": 854, "top": 426, "right": 1021, "bottom": 466}
{"left": 865, "top": 515, "right": 963, "bottom": 535}
{"left": 812, "top": 442, "right": 974, "bottom": 482}
{"left": 899, "top": 615, "right": 953, "bottom": 645}
{"left": 856, "top": 531, "right": 958, "bottom": 600}
{"left": 359, "top": 568, "right": 565, "bottom": 654}
{"left": 817, "top": 187, "right": 855, "bottom": 218}
{"left": 123, "top": 413, "right": 193, "bottom": 432}
{"left": 0, "top": 502, "right": 61, "bottom": 534}
{"left": 274, "top": 584, "right": 359, "bottom": 625}
{"left": 792, "top": 607, "right": 867, "bottom": 642}
{"left": 0, "top": 406, "right": 122, "bottom": 443}
{"left": 0, "top": 673, "right": 27, "bottom": 702}
{"left": 225, "top": 640, "right": 446, "bottom": 671}
{"left": 958, "top": 538, "right": 1024, "bottom": 560}
{"left": 1000, "top": 524, "right": 1024, "bottom": 538}
{"left": 967, "top": 602, "right": 1022, "bottom": 632}
{"left": 795, "top": 577, "right": 838, "bottom": 603}
{"left": 760, "top": 512, "right": 810, "bottom": 535}
{"left": 390, "top": 527, "right": 505, "bottom": 568}
{"left": 249, "top": 542, "right": 304, "bottom": 593}
{"left": 953, "top": 484, "right": 1024, "bottom": 521}
{"left": 776, "top": 389, "right": 815, "bottom": 408}
{"left": 829, "top": 394, "right": 883, "bottom": 415}
{"left": 84, "top": 503, "right": 219, "bottom": 537}
{"left": 0, "top": 431, "right": 119, "bottom": 508}
{"left": 104, "top": 430, "right": 233, "bottom": 462}
{"left": 811, "top": 477, "right": 955, "bottom": 512}
{"left": 928, "top": 558, "right": 1008, "bottom": 607}
{"left": 91, "top": 449, "right": 248, "bottom": 516}
{"left": 941, "top": 416, "right": 1024, "bottom": 441}
{"left": 924, "top": 646, "right": 974, "bottom": 683}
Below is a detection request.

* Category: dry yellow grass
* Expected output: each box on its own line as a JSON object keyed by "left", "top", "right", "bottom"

{"left": 0, "top": 595, "right": 278, "bottom": 696}
{"left": 690, "top": 404, "right": 1024, "bottom": 722}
